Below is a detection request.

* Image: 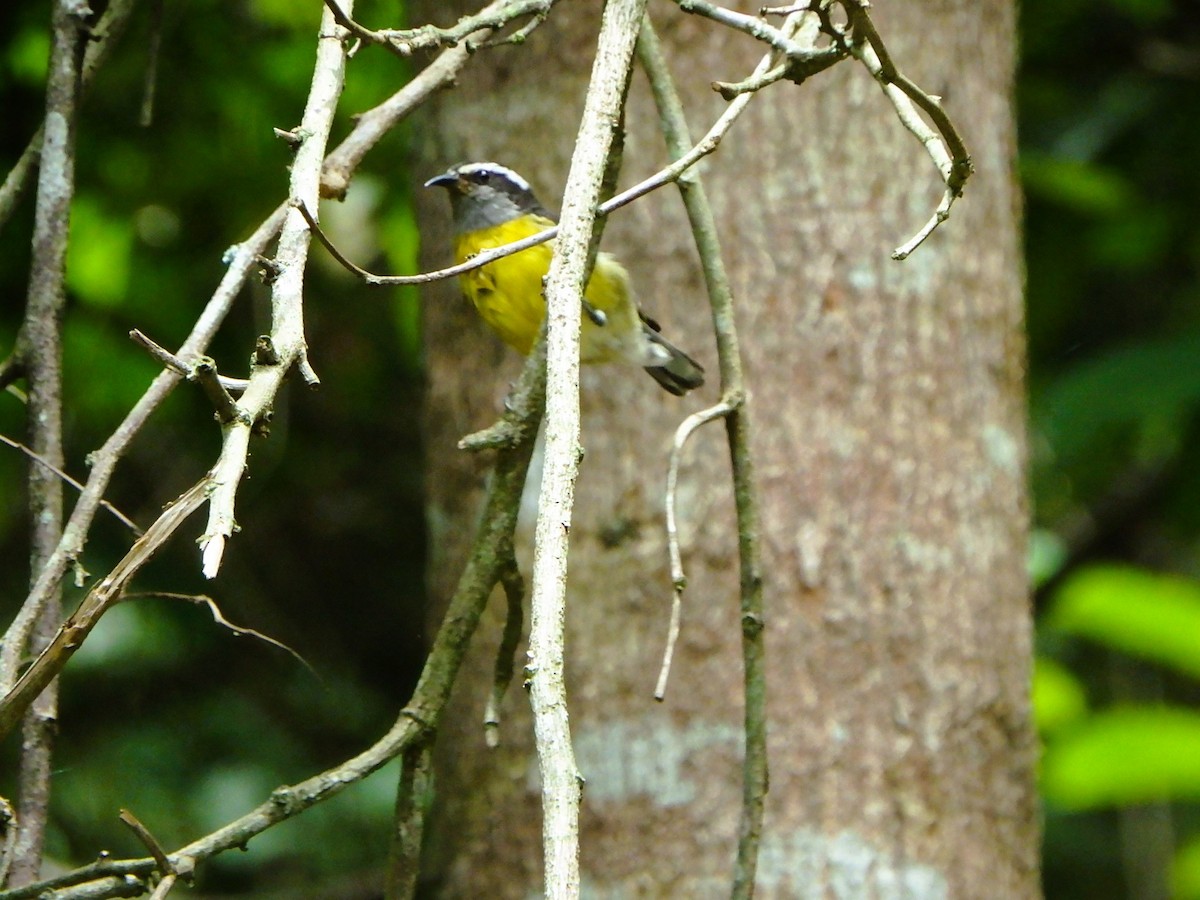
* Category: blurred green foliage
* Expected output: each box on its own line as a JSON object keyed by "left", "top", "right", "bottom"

{"left": 1, "top": 0, "right": 1199, "bottom": 895}
{"left": 1024, "top": 0, "right": 1200, "bottom": 896}
{"left": 1, "top": 0, "right": 428, "bottom": 893}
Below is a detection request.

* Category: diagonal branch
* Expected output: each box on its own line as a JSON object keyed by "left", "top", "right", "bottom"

{"left": 322, "top": 0, "right": 558, "bottom": 58}
{"left": 1, "top": 340, "right": 549, "bottom": 900}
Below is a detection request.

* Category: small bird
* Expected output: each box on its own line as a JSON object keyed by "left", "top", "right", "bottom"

{"left": 425, "top": 162, "right": 705, "bottom": 395}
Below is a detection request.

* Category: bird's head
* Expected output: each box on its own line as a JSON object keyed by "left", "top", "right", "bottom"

{"left": 425, "top": 162, "right": 546, "bottom": 234}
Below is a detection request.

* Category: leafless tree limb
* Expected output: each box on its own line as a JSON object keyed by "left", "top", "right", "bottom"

{"left": 5, "top": 0, "right": 93, "bottom": 885}
{"left": 484, "top": 557, "right": 525, "bottom": 747}
{"left": 0, "top": 480, "right": 209, "bottom": 745}
{"left": 674, "top": 0, "right": 972, "bottom": 257}
{"left": 322, "top": 0, "right": 557, "bottom": 59}
{"left": 2, "top": 341, "right": 549, "bottom": 900}
{"left": 197, "top": 2, "right": 353, "bottom": 580}
{"left": 638, "top": 18, "right": 768, "bottom": 898}
{"left": 0, "top": 205, "right": 285, "bottom": 705}
{"left": 0, "top": 434, "right": 141, "bottom": 535}
{"left": 522, "top": 2, "right": 651, "bottom": 893}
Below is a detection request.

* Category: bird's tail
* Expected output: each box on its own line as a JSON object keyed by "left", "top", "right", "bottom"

{"left": 641, "top": 325, "right": 705, "bottom": 396}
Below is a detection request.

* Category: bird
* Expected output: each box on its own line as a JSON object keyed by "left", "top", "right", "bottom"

{"left": 425, "top": 162, "right": 705, "bottom": 395}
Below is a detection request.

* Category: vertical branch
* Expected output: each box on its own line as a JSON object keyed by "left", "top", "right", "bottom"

{"left": 637, "top": 18, "right": 767, "bottom": 900}
{"left": 527, "top": 0, "right": 647, "bottom": 895}
{"left": 5, "top": 0, "right": 92, "bottom": 887}
{"left": 383, "top": 743, "right": 433, "bottom": 900}
{"left": 198, "top": 2, "right": 351, "bottom": 578}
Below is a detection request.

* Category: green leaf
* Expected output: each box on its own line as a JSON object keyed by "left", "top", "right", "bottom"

{"left": 1048, "top": 564, "right": 1200, "bottom": 678}
{"left": 1032, "top": 656, "right": 1088, "bottom": 734}
{"left": 1042, "top": 707, "right": 1200, "bottom": 809}
{"left": 1021, "top": 153, "right": 1134, "bottom": 216}
{"left": 1174, "top": 834, "right": 1200, "bottom": 900}
{"left": 67, "top": 195, "right": 133, "bottom": 308}
{"left": 1034, "top": 330, "right": 1200, "bottom": 464}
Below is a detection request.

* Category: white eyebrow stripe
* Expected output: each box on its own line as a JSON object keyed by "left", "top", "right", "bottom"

{"left": 458, "top": 161, "right": 530, "bottom": 192}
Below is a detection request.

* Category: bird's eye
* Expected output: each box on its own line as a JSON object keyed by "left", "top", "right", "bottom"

{"left": 476, "top": 170, "right": 491, "bottom": 183}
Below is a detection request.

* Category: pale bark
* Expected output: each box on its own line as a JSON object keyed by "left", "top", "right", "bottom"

{"left": 416, "top": 1, "right": 1036, "bottom": 896}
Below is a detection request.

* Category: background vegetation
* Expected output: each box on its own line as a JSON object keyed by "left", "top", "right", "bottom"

{"left": 0, "top": 0, "right": 1197, "bottom": 896}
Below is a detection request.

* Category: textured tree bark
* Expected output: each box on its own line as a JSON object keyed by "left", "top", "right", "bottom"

{"left": 414, "top": 1, "right": 1037, "bottom": 896}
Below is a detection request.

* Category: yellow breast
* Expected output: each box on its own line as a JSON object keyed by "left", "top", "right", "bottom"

{"left": 453, "top": 216, "right": 640, "bottom": 362}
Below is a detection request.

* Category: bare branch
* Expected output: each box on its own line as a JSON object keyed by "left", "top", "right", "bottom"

{"left": 0, "top": 205, "right": 286, "bottom": 704}
{"left": 9, "top": 342, "right": 550, "bottom": 900}
{"left": 671, "top": 0, "right": 971, "bottom": 256}
{"left": 117, "top": 810, "right": 177, "bottom": 883}
{"left": 840, "top": 0, "right": 973, "bottom": 258}
{"left": 198, "top": 2, "right": 353, "bottom": 579}
{"left": 638, "top": 18, "right": 768, "bottom": 898}
{"left": 0, "top": 480, "right": 209, "bottom": 744}
{"left": 383, "top": 743, "right": 433, "bottom": 899}
{"left": 6, "top": 0, "right": 95, "bottom": 884}
{"left": 320, "top": 0, "right": 518, "bottom": 199}
{"left": 484, "top": 557, "right": 525, "bottom": 747}
{"left": 120, "top": 592, "right": 316, "bottom": 676}
{"left": 523, "top": 3, "right": 649, "bottom": 894}
{"left": 322, "top": 0, "right": 558, "bottom": 58}
{"left": 0, "top": 434, "right": 141, "bottom": 535}
{"left": 656, "top": 398, "right": 738, "bottom": 700}
{"left": 128, "top": 329, "right": 250, "bottom": 394}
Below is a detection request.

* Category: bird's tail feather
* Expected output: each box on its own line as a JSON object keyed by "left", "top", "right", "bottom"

{"left": 642, "top": 327, "right": 705, "bottom": 396}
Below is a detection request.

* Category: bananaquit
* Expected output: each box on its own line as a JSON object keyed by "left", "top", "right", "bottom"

{"left": 425, "top": 162, "right": 705, "bottom": 395}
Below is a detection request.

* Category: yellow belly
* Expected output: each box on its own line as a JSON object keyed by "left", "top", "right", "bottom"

{"left": 453, "top": 217, "right": 641, "bottom": 362}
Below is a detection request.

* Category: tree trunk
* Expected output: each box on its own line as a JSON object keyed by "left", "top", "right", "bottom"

{"left": 414, "top": 1, "right": 1037, "bottom": 896}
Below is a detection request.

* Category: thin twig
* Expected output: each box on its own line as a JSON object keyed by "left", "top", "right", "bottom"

{"left": 147, "top": 874, "right": 178, "bottom": 900}
{"left": 321, "top": 0, "right": 558, "bottom": 58}
{"left": 383, "top": 743, "right": 433, "bottom": 900}
{"left": 4, "top": 339, "right": 549, "bottom": 900}
{"left": 656, "top": 399, "right": 737, "bottom": 699}
{"left": 117, "top": 810, "right": 176, "bottom": 882}
{"left": 840, "top": 0, "right": 971, "bottom": 257}
{"left": 320, "top": 0, "right": 514, "bottom": 199}
{"left": 138, "top": 0, "right": 165, "bottom": 127}
{"left": 484, "top": 557, "right": 525, "bottom": 748}
{"left": 0, "top": 205, "right": 286, "bottom": 703}
{"left": 120, "top": 592, "right": 316, "bottom": 676}
{"left": 0, "top": 434, "right": 141, "bottom": 535}
{"left": 312, "top": 56, "right": 807, "bottom": 291}
{"left": 0, "top": 481, "right": 210, "bottom": 744}
{"left": 638, "top": 17, "right": 768, "bottom": 899}
{"left": 672, "top": 0, "right": 971, "bottom": 257}
{"left": 128, "top": 329, "right": 249, "bottom": 393}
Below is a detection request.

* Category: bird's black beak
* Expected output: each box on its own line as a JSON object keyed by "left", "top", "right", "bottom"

{"left": 424, "top": 171, "right": 459, "bottom": 189}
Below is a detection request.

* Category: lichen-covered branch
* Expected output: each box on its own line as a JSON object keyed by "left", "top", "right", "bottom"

{"left": 524, "top": 1, "right": 648, "bottom": 894}
{"left": 4, "top": 0, "right": 92, "bottom": 886}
